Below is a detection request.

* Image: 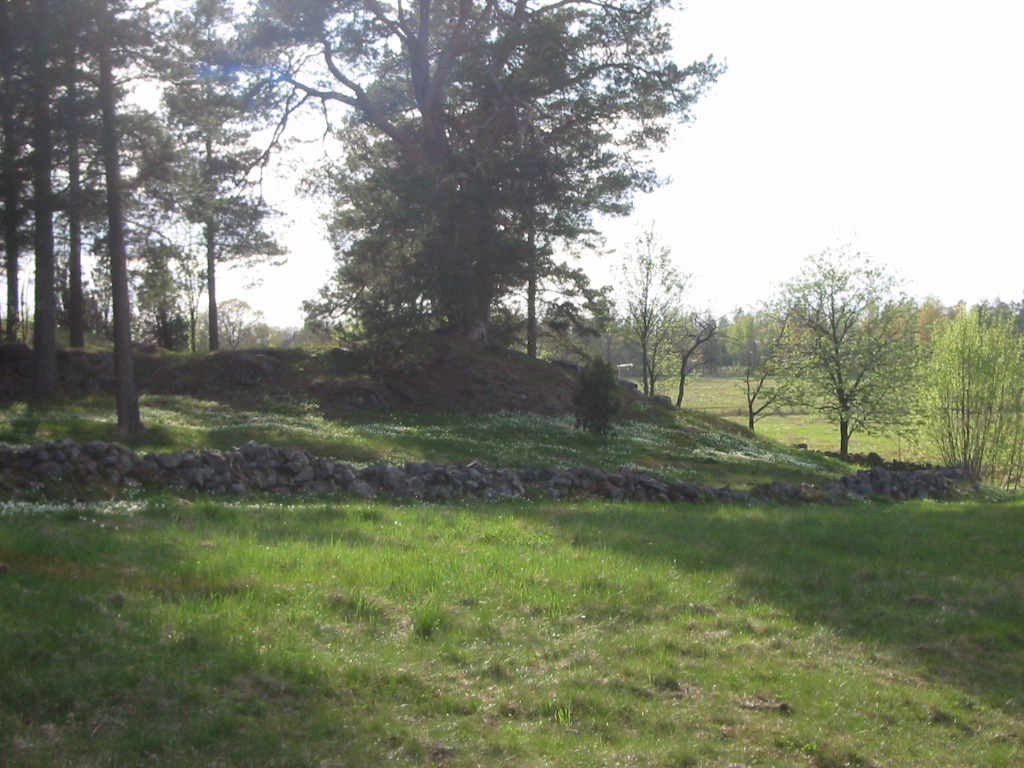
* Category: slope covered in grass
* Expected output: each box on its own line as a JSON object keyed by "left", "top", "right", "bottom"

{"left": 0, "top": 392, "right": 845, "bottom": 491}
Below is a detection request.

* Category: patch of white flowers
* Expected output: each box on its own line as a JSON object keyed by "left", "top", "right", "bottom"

{"left": 0, "top": 499, "right": 147, "bottom": 518}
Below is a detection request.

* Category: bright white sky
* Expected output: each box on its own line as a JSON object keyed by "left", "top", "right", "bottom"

{"left": 231, "top": 0, "right": 1024, "bottom": 327}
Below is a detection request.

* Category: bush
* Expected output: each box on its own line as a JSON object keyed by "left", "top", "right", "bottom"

{"left": 573, "top": 356, "right": 622, "bottom": 440}
{"left": 920, "top": 309, "right": 1024, "bottom": 485}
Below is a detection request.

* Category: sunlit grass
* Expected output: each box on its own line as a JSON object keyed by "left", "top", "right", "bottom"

{"left": 1, "top": 494, "right": 1021, "bottom": 767}
{"left": 0, "top": 395, "right": 846, "bottom": 489}
{"left": 673, "top": 374, "right": 930, "bottom": 460}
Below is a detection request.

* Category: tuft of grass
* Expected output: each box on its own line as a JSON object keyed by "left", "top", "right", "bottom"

{"left": 0, "top": 493, "right": 1021, "bottom": 767}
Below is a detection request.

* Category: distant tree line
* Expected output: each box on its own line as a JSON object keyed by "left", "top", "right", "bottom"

{"left": 558, "top": 238, "right": 1024, "bottom": 482}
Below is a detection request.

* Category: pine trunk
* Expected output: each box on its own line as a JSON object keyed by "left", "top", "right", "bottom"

{"left": 30, "top": 9, "right": 57, "bottom": 397}
{"left": 526, "top": 273, "right": 537, "bottom": 358}
{"left": 66, "top": 48, "right": 85, "bottom": 348}
{"left": 2, "top": 122, "right": 18, "bottom": 344}
{"left": 97, "top": 4, "right": 144, "bottom": 440}
{"left": 206, "top": 217, "right": 219, "bottom": 351}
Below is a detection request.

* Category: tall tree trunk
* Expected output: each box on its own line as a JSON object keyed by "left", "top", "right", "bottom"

{"left": 30, "top": 4, "right": 57, "bottom": 397}
{"left": 839, "top": 418, "right": 850, "bottom": 460}
{"left": 0, "top": 1, "right": 20, "bottom": 343}
{"left": 526, "top": 272, "right": 537, "bottom": 359}
{"left": 203, "top": 129, "right": 220, "bottom": 352}
{"left": 205, "top": 216, "right": 219, "bottom": 351}
{"left": 97, "top": 3, "right": 144, "bottom": 440}
{"left": 66, "top": 47, "right": 85, "bottom": 348}
{"left": 640, "top": 339, "right": 654, "bottom": 397}
{"left": 2, "top": 119, "right": 19, "bottom": 344}
{"left": 526, "top": 224, "right": 537, "bottom": 358}
{"left": 675, "top": 358, "right": 688, "bottom": 407}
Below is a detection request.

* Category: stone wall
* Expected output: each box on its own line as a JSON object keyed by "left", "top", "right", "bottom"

{"left": 0, "top": 438, "right": 976, "bottom": 505}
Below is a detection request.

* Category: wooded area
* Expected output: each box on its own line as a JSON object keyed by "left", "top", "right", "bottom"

{"left": 4, "top": 0, "right": 1024, "bottom": 476}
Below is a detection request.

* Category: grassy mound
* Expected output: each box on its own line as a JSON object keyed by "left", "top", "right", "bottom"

{"left": 0, "top": 390, "right": 844, "bottom": 492}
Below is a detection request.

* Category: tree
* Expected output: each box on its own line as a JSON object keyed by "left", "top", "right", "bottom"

{"left": 619, "top": 228, "right": 687, "bottom": 397}
{"left": 96, "top": 0, "right": 145, "bottom": 439}
{"left": 51, "top": 0, "right": 109, "bottom": 351}
{"left": 729, "top": 309, "right": 789, "bottom": 431}
{"left": 674, "top": 310, "right": 719, "bottom": 407}
{"left": 0, "top": 0, "right": 31, "bottom": 344}
{"left": 163, "top": 0, "right": 285, "bottom": 351}
{"left": 218, "top": 298, "right": 265, "bottom": 349}
{"left": 920, "top": 308, "right": 1024, "bottom": 485}
{"left": 134, "top": 241, "right": 189, "bottom": 349}
{"left": 255, "top": 0, "right": 719, "bottom": 342}
{"left": 778, "top": 248, "right": 918, "bottom": 459}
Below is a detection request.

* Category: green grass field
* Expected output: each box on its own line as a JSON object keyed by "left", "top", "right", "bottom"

{"left": 1, "top": 393, "right": 1020, "bottom": 766}
{"left": 1, "top": 493, "right": 1021, "bottom": 767}
{"left": 672, "top": 374, "right": 925, "bottom": 461}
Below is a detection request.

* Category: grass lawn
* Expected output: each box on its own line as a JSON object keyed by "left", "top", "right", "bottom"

{"left": 674, "top": 375, "right": 927, "bottom": 461}
{"left": 1, "top": 493, "right": 1022, "bottom": 767}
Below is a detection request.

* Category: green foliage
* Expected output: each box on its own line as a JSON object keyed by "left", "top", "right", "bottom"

{"left": 618, "top": 228, "right": 688, "bottom": 396}
{"left": 920, "top": 308, "right": 1024, "bottom": 485}
{"left": 260, "top": 0, "right": 721, "bottom": 340}
{"left": 778, "top": 248, "right": 919, "bottom": 457}
{"left": 573, "top": 356, "right": 622, "bottom": 439}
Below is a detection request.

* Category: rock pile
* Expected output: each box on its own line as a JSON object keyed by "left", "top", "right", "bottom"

{"left": 0, "top": 438, "right": 976, "bottom": 505}
{"left": 825, "top": 465, "right": 974, "bottom": 501}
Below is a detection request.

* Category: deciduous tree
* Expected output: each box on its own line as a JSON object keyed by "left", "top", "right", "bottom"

{"left": 778, "top": 248, "right": 918, "bottom": 459}
{"left": 619, "top": 229, "right": 687, "bottom": 397}
{"left": 674, "top": 310, "right": 719, "bottom": 407}
{"left": 920, "top": 308, "right": 1024, "bottom": 485}
{"left": 729, "top": 309, "right": 789, "bottom": 431}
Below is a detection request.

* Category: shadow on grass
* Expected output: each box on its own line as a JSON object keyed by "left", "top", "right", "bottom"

{"left": 0, "top": 403, "right": 42, "bottom": 444}
{"left": 512, "top": 499, "right": 1024, "bottom": 714}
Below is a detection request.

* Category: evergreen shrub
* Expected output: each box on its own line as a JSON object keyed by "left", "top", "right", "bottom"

{"left": 573, "top": 356, "right": 622, "bottom": 440}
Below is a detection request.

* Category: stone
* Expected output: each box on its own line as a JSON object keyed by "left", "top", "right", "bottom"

{"left": 91, "top": 354, "right": 116, "bottom": 383}
{"left": 350, "top": 480, "right": 377, "bottom": 499}
{"left": 160, "top": 453, "right": 184, "bottom": 470}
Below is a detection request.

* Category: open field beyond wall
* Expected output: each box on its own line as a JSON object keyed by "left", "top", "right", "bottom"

{"left": 670, "top": 375, "right": 924, "bottom": 461}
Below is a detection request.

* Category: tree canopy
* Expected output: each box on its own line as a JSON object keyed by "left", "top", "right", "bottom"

{"left": 253, "top": 0, "right": 720, "bottom": 341}
{"left": 777, "top": 249, "right": 919, "bottom": 458}
{"left": 921, "top": 308, "right": 1024, "bottom": 484}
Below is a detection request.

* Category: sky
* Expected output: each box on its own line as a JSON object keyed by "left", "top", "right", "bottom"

{"left": 230, "top": 0, "right": 1024, "bottom": 327}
